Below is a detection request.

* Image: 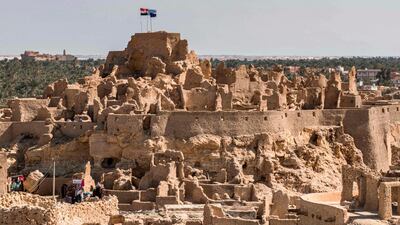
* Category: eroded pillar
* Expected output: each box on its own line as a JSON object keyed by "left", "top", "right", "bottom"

{"left": 364, "top": 175, "right": 379, "bottom": 211}
{"left": 378, "top": 183, "right": 392, "bottom": 220}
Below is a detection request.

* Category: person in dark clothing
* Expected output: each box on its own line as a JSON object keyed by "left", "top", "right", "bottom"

{"left": 93, "top": 183, "right": 104, "bottom": 199}
{"left": 61, "top": 184, "right": 68, "bottom": 199}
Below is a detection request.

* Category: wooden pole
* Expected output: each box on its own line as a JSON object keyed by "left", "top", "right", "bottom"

{"left": 146, "top": 14, "right": 149, "bottom": 32}
{"left": 53, "top": 160, "right": 55, "bottom": 203}
{"left": 150, "top": 17, "right": 153, "bottom": 32}
{"left": 140, "top": 11, "right": 143, "bottom": 32}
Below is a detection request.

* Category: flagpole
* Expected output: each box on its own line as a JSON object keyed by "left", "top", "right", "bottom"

{"left": 53, "top": 159, "right": 56, "bottom": 203}
{"left": 140, "top": 10, "right": 143, "bottom": 32}
{"left": 150, "top": 17, "right": 153, "bottom": 32}
{"left": 147, "top": 14, "right": 149, "bottom": 32}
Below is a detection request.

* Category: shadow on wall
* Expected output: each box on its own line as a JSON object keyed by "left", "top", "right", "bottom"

{"left": 343, "top": 108, "right": 390, "bottom": 171}
{"left": 0, "top": 122, "right": 12, "bottom": 146}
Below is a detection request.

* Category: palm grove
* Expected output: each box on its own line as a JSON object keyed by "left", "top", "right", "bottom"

{"left": 1, "top": 57, "right": 399, "bottom": 106}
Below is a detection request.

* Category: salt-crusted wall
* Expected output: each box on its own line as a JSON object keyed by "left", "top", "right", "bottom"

{"left": 2, "top": 106, "right": 400, "bottom": 171}
{"left": 150, "top": 107, "right": 400, "bottom": 171}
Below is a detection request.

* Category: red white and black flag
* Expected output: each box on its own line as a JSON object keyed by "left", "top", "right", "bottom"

{"left": 140, "top": 8, "right": 149, "bottom": 16}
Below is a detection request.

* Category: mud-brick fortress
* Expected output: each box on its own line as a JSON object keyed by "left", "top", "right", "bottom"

{"left": 1, "top": 32, "right": 400, "bottom": 225}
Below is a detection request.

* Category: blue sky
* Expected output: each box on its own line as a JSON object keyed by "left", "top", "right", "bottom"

{"left": 1, "top": 0, "right": 400, "bottom": 56}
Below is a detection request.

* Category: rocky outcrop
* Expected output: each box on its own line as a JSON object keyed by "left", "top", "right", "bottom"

{"left": 24, "top": 170, "right": 44, "bottom": 193}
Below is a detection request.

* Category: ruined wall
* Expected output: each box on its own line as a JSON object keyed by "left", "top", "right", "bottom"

{"left": 339, "top": 105, "right": 400, "bottom": 170}
{"left": 107, "top": 113, "right": 146, "bottom": 135}
{"left": 0, "top": 192, "right": 56, "bottom": 225}
{"left": 299, "top": 192, "right": 348, "bottom": 225}
{"left": 149, "top": 108, "right": 395, "bottom": 171}
{"left": 0, "top": 152, "right": 7, "bottom": 194}
{"left": 8, "top": 98, "right": 50, "bottom": 122}
{"left": 55, "top": 196, "right": 119, "bottom": 225}
{"left": 0, "top": 205, "right": 55, "bottom": 225}
{"left": 362, "top": 107, "right": 391, "bottom": 171}
{"left": 35, "top": 178, "right": 72, "bottom": 196}
{"left": 11, "top": 121, "right": 50, "bottom": 139}
{"left": 5, "top": 106, "right": 394, "bottom": 175}
{"left": 0, "top": 122, "right": 12, "bottom": 146}
{"left": 125, "top": 32, "right": 191, "bottom": 74}
{"left": 0, "top": 192, "right": 118, "bottom": 225}
{"left": 151, "top": 110, "right": 323, "bottom": 139}
{"left": 200, "top": 183, "right": 254, "bottom": 201}
{"left": 57, "top": 122, "right": 95, "bottom": 138}
{"left": 320, "top": 108, "right": 390, "bottom": 170}
{"left": 89, "top": 132, "right": 123, "bottom": 166}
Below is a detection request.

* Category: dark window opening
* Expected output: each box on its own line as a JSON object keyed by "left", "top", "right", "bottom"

{"left": 143, "top": 116, "right": 151, "bottom": 130}
{"left": 101, "top": 158, "right": 118, "bottom": 169}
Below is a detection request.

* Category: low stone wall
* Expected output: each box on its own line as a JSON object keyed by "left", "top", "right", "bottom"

{"left": 0, "top": 192, "right": 118, "bottom": 225}
{"left": 201, "top": 183, "right": 236, "bottom": 199}
{"left": 212, "top": 217, "right": 259, "bottom": 225}
{"left": 35, "top": 177, "right": 72, "bottom": 196}
{"left": 55, "top": 195, "right": 119, "bottom": 225}
{"left": 0, "top": 192, "right": 56, "bottom": 225}
{"left": 56, "top": 122, "right": 95, "bottom": 138}
{"left": 0, "top": 205, "right": 56, "bottom": 225}
{"left": 104, "top": 189, "right": 140, "bottom": 204}
{"left": 299, "top": 192, "right": 348, "bottom": 225}
{"left": 199, "top": 183, "right": 254, "bottom": 201}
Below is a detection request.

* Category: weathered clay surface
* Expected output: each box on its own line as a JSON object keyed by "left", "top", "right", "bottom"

{"left": 0, "top": 31, "right": 398, "bottom": 225}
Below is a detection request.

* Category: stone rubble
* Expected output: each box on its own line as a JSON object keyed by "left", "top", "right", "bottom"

{"left": 0, "top": 31, "right": 399, "bottom": 225}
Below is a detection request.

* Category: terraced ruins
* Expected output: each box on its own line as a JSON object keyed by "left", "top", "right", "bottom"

{"left": 1, "top": 32, "right": 400, "bottom": 225}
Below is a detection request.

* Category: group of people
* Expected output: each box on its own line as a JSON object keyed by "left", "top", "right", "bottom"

{"left": 61, "top": 181, "right": 104, "bottom": 204}
{"left": 9, "top": 175, "right": 24, "bottom": 192}
{"left": 9, "top": 175, "right": 104, "bottom": 204}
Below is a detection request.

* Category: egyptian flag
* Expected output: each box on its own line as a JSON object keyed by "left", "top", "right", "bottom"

{"left": 149, "top": 9, "right": 157, "bottom": 18}
{"left": 140, "top": 8, "right": 149, "bottom": 16}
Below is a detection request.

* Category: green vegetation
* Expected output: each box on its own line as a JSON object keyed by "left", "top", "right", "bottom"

{"left": 0, "top": 58, "right": 104, "bottom": 106}
{"left": 1, "top": 57, "right": 400, "bottom": 106}
{"left": 211, "top": 57, "right": 400, "bottom": 71}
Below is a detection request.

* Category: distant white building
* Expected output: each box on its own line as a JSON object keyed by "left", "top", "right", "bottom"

{"left": 360, "top": 84, "right": 378, "bottom": 91}
{"left": 336, "top": 66, "right": 345, "bottom": 73}
{"left": 391, "top": 72, "right": 400, "bottom": 86}
{"left": 357, "top": 69, "right": 380, "bottom": 82}
{"left": 21, "top": 49, "right": 76, "bottom": 62}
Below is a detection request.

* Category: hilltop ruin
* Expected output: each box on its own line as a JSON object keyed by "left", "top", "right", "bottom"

{"left": 1, "top": 31, "right": 400, "bottom": 225}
